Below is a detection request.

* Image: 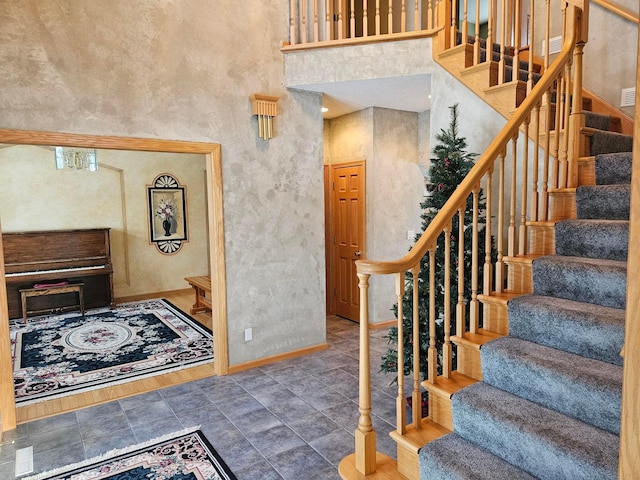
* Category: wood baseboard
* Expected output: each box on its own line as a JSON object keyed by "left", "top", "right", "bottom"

{"left": 228, "top": 343, "right": 328, "bottom": 374}
{"left": 115, "top": 288, "right": 193, "bottom": 304}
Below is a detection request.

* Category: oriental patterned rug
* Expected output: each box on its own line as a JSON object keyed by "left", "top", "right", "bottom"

{"left": 25, "top": 428, "right": 237, "bottom": 480}
{"left": 10, "top": 299, "right": 214, "bottom": 405}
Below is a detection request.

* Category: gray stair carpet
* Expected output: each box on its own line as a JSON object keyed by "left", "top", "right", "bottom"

{"left": 595, "top": 152, "right": 632, "bottom": 184}
{"left": 419, "top": 433, "right": 536, "bottom": 480}
{"left": 450, "top": 382, "right": 619, "bottom": 480}
{"left": 532, "top": 255, "right": 627, "bottom": 309}
{"left": 418, "top": 38, "right": 629, "bottom": 480}
{"left": 555, "top": 219, "right": 628, "bottom": 261}
{"left": 508, "top": 294, "right": 625, "bottom": 366}
{"left": 481, "top": 336, "right": 622, "bottom": 434}
{"left": 576, "top": 183, "right": 630, "bottom": 220}
{"left": 590, "top": 130, "right": 633, "bottom": 155}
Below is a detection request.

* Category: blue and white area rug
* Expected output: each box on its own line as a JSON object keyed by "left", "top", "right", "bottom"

{"left": 25, "top": 428, "right": 237, "bottom": 480}
{"left": 10, "top": 299, "right": 214, "bottom": 405}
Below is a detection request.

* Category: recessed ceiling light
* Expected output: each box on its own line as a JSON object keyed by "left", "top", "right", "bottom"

{"left": 321, "top": 107, "right": 329, "bottom": 113}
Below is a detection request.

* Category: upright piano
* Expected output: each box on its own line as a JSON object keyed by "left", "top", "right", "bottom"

{"left": 2, "top": 228, "right": 114, "bottom": 320}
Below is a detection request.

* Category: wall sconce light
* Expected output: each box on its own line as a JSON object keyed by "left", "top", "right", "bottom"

{"left": 250, "top": 94, "right": 279, "bottom": 140}
{"left": 55, "top": 147, "right": 98, "bottom": 172}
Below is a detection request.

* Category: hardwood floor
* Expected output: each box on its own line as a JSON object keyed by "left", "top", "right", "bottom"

{"left": 15, "top": 290, "right": 215, "bottom": 424}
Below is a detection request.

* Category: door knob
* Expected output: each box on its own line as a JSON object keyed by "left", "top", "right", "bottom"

{"left": 354, "top": 250, "right": 362, "bottom": 257}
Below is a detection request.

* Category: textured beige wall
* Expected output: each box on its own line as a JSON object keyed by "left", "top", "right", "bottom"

{"left": 0, "top": 145, "right": 208, "bottom": 299}
{"left": 0, "top": 1, "right": 326, "bottom": 366}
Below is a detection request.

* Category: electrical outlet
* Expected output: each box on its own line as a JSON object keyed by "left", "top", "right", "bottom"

{"left": 407, "top": 230, "right": 415, "bottom": 240}
{"left": 244, "top": 328, "right": 253, "bottom": 342}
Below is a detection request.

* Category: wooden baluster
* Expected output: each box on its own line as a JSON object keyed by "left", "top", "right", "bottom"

{"left": 518, "top": 116, "right": 531, "bottom": 255}
{"left": 559, "top": 60, "right": 573, "bottom": 188}
{"left": 443, "top": 222, "right": 452, "bottom": 377}
{"left": 376, "top": 0, "right": 381, "bottom": 35}
{"left": 355, "top": 272, "right": 376, "bottom": 475}
{"left": 456, "top": 208, "right": 466, "bottom": 337}
{"left": 495, "top": 150, "right": 506, "bottom": 292}
{"left": 388, "top": 0, "right": 393, "bottom": 34}
{"left": 569, "top": 39, "right": 585, "bottom": 188}
{"left": 552, "top": 74, "right": 564, "bottom": 190}
{"left": 313, "top": 0, "right": 319, "bottom": 41}
{"left": 395, "top": 272, "right": 406, "bottom": 434}
{"left": 338, "top": 0, "right": 344, "bottom": 39}
{"left": 541, "top": 85, "right": 552, "bottom": 221}
{"left": 544, "top": 0, "right": 551, "bottom": 71}
{"left": 325, "top": 0, "right": 332, "bottom": 40}
{"left": 527, "top": 0, "right": 536, "bottom": 93}
{"left": 461, "top": 0, "right": 468, "bottom": 45}
{"left": 401, "top": 0, "right": 406, "bottom": 33}
{"left": 498, "top": 0, "right": 506, "bottom": 84}
{"left": 301, "top": 0, "right": 308, "bottom": 43}
{"left": 474, "top": 0, "right": 481, "bottom": 64}
{"left": 428, "top": 250, "right": 438, "bottom": 383}
{"left": 483, "top": 168, "right": 494, "bottom": 296}
{"left": 508, "top": 134, "right": 518, "bottom": 258}
{"left": 419, "top": 0, "right": 424, "bottom": 31}
{"left": 470, "top": 188, "right": 480, "bottom": 334}
{"left": 519, "top": 115, "right": 530, "bottom": 255}
{"left": 513, "top": 0, "right": 521, "bottom": 76}
{"left": 531, "top": 102, "right": 541, "bottom": 222}
{"left": 350, "top": 0, "right": 356, "bottom": 38}
{"left": 450, "top": 0, "right": 457, "bottom": 46}
{"left": 412, "top": 263, "right": 422, "bottom": 425}
{"left": 486, "top": 0, "right": 495, "bottom": 59}
{"left": 290, "top": 0, "right": 298, "bottom": 46}
{"left": 363, "top": 0, "right": 368, "bottom": 37}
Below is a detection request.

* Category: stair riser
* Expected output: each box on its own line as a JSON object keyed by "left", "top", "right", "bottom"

{"left": 397, "top": 443, "right": 420, "bottom": 480}
{"left": 480, "top": 300, "right": 509, "bottom": 335}
{"left": 481, "top": 337, "right": 622, "bottom": 434}
{"left": 595, "top": 152, "right": 633, "bottom": 185}
{"left": 452, "top": 344, "right": 482, "bottom": 381}
{"left": 532, "top": 257, "right": 627, "bottom": 309}
{"left": 508, "top": 295, "right": 625, "bottom": 366}
{"left": 428, "top": 393, "right": 454, "bottom": 431}
{"left": 527, "top": 223, "right": 556, "bottom": 256}
{"left": 576, "top": 185, "right": 631, "bottom": 220}
{"left": 555, "top": 220, "right": 629, "bottom": 261}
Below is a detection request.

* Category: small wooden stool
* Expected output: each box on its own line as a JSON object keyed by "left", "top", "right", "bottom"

{"left": 20, "top": 283, "right": 85, "bottom": 323}
{"left": 184, "top": 276, "right": 212, "bottom": 315}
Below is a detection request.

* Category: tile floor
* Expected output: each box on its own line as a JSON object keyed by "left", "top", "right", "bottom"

{"left": 1, "top": 316, "right": 401, "bottom": 479}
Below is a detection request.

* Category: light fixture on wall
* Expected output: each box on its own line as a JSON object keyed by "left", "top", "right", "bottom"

{"left": 54, "top": 147, "right": 98, "bottom": 172}
{"left": 250, "top": 94, "right": 279, "bottom": 140}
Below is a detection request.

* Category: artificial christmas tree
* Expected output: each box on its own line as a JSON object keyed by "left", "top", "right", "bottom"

{"left": 381, "top": 104, "right": 493, "bottom": 384}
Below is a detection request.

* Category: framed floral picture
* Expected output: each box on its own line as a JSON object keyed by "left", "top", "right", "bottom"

{"left": 148, "top": 174, "right": 188, "bottom": 254}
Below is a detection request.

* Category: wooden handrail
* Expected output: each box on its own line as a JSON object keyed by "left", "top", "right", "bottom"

{"left": 592, "top": 0, "right": 639, "bottom": 24}
{"left": 356, "top": 16, "right": 578, "bottom": 277}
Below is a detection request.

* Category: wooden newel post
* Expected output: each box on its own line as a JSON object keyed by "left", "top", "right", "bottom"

{"left": 355, "top": 272, "right": 377, "bottom": 475}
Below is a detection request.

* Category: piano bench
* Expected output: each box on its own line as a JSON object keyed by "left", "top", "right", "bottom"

{"left": 184, "top": 276, "right": 212, "bottom": 315}
{"left": 20, "top": 283, "right": 85, "bottom": 323}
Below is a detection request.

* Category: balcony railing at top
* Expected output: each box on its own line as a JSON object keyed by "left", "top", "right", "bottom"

{"left": 287, "top": 0, "right": 442, "bottom": 47}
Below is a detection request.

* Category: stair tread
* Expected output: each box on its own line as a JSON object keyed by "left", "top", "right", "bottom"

{"left": 419, "top": 433, "right": 537, "bottom": 480}
{"left": 482, "top": 336, "right": 622, "bottom": 433}
{"left": 509, "top": 293, "right": 625, "bottom": 366}
{"left": 451, "top": 330, "right": 502, "bottom": 350}
{"left": 422, "top": 371, "right": 478, "bottom": 398}
{"left": 451, "top": 382, "right": 619, "bottom": 480}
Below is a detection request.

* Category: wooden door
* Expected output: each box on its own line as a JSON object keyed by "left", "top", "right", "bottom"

{"left": 331, "top": 162, "right": 365, "bottom": 322}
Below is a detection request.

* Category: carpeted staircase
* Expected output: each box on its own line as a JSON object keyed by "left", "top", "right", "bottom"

{"left": 418, "top": 115, "right": 631, "bottom": 478}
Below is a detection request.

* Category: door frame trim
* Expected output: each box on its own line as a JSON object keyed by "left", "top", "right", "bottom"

{"left": 0, "top": 129, "right": 227, "bottom": 431}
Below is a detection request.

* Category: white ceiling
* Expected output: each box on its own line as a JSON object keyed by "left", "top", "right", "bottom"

{"left": 293, "top": 74, "right": 432, "bottom": 119}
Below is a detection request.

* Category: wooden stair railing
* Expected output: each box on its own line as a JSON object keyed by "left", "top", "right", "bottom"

{"left": 338, "top": 2, "right": 587, "bottom": 479}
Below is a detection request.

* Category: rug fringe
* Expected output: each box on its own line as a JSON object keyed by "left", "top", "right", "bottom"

{"left": 23, "top": 426, "right": 201, "bottom": 480}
